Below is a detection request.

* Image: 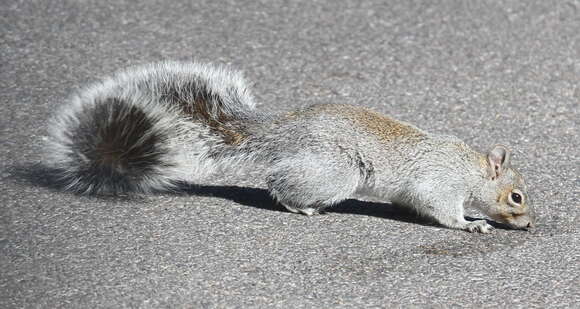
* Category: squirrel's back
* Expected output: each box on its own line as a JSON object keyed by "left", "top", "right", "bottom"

{"left": 45, "top": 61, "right": 259, "bottom": 194}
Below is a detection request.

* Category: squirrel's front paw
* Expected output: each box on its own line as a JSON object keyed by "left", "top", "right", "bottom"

{"left": 465, "top": 220, "right": 494, "bottom": 233}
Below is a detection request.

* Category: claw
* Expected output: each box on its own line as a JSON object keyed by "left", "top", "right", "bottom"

{"left": 465, "top": 220, "right": 494, "bottom": 233}
{"left": 281, "top": 203, "right": 319, "bottom": 216}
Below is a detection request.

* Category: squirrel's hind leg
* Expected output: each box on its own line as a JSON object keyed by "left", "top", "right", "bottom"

{"left": 266, "top": 153, "right": 361, "bottom": 215}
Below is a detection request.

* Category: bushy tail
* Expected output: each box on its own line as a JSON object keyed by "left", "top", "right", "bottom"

{"left": 45, "top": 61, "right": 259, "bottom": 194}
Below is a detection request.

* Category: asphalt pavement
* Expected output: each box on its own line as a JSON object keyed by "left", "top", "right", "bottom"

{"left": 1, "top": 0, "right": 579, "bottom": 307}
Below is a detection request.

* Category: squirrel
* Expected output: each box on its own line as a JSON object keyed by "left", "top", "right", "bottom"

{"left": 45, "top": 61, "right": 535, "bottom": 233}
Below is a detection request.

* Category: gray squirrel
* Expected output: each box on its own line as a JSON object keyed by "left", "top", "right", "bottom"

{"left": 45, "top": 61, "right": 535, "bottom": 233}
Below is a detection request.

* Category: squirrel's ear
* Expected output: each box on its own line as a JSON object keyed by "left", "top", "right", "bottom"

{"left": 487, "top": 145, "right": 510, "bottom": 179}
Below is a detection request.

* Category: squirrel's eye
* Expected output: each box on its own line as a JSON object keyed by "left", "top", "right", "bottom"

{"left": 511, "top": 192, "right": 522, "bottom": 204}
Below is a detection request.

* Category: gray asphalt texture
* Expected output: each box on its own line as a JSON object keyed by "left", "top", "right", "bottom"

{"left": 1, "top": 1, "right": 579, "bottom": 308}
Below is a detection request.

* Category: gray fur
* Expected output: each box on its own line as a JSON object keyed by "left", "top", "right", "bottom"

{"left": 45, "top": 61, "right": 535, "bottom": 233}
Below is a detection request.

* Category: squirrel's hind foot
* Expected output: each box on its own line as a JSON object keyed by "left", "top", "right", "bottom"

{"left": 281, "top": 203, "right": 322, "bottom": 216}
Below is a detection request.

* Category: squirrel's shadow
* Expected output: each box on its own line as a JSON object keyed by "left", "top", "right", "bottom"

{"left": 12, "top": 164, "right": 496, "bottom": 228}
{"left": 176, "top": 184, "right": 506, "bottom": 229}
{"left": 175, "top": 182, "right": 434, "bottom": 226}
{"left": 11, "top": 164, "right": 428, "bottom": 225}
{"left": 11, "top": 163, "right": 69, "bottom": 191}
{"left": 175, "top": 183, "right": 503, "bottom": 228}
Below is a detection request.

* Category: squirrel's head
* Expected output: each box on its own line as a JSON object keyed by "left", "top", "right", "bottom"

{"left": 476, "top": 145, "right": 536, "bottom": 230}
